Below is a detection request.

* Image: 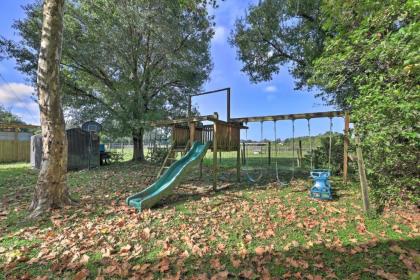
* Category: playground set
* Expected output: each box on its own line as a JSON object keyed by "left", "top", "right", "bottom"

{"left": 126, "top": 88, "right": 351, "bottom": 210}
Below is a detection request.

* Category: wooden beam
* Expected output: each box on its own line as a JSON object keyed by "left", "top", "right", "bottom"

{"left": 355, "top": 132, "right": 370, "bottom": 212}
{"left": 188, "top": 95, "right": 192, "bottom": 118}
{"left": 199, "top": 159, "right": 203, "bottom": 179}
{"left": 213, "top": 122, "right": 218, "bottom": 191}
{"left": 190, "top": 87, "right": 232, "bottom": 124}
{"left": 230, "top": 111, "right": 344, "bottom": 123}
{"left": 147, "top": 114, "right": 219, "bottom": 127}
{"left": 343, "top": 111, "right": 350, "bottom": 183}
{"left": 193, "top": 87, "right": 230, "bottom": 96}
{"left": 0, "top": 123, "right": 40, "bottom": 129}
{"left": 189, "top": 122, "right": 196, "bottom": 147}
{"left": 236, "top": 144, "right": 240, "bottom": 183}
{"left": 227, "top": 87, "right": 231, "bottom": 122}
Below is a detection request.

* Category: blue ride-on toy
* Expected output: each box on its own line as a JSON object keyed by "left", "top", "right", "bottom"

{"left": 310, "top": 169, "right": 333, "bottom": 200}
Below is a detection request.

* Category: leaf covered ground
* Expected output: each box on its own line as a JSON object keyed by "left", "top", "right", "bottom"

{"left": 0, "top": 162, "right": 419, "bottom": 280}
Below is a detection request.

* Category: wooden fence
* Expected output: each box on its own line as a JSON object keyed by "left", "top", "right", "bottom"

{"left": 0, "top": 131, "right": 31, "bottom": 163}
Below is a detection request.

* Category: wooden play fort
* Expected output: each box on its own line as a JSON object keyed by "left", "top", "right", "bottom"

{"left": 146, "top": 88, "right": 353, "bottom": 191}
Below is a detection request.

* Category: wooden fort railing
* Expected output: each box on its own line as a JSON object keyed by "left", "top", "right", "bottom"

{"left": 147, "top": 114, "right": 243, "bottom": 189}
{"left": 171, "top": 121, "right": 241, "bottom": 152}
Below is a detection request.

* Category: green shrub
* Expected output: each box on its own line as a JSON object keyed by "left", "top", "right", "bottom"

{"left": 305, "top": 134, "right": 348, "bottom": 175}
{"left": 311, "top": 0, "right": 419, "bottom": 205}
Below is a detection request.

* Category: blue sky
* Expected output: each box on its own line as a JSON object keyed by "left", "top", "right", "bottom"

{"left": 0, "top": 0, "right": 344, "bottom": 140}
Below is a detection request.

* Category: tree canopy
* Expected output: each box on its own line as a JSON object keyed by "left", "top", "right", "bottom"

{"left": 311, "top": 0, "right": 419, "bottom": 204}
{"left": 229, "top": 0, "right": 324, "bottom": 92}
{"left": 0, "top": 105, "right": 25, "bottom": 124}
{"left": 1, "top": 0, "right": 214, "bottom": 160}
{"left": 232, "top": 0, "right": 419, "bottom": 204}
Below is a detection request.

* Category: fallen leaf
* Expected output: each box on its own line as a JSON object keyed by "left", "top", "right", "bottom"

{"left": 210, "top": 271, "right": 228, "bottom": 280}
{"left": 210, "top": 258, "right": 223, "bottom": 270}
{"left": 159, "top": 258, "right": 170, "bottom": 272}
{"left": 230, "top": 257, "right": 241, "bottom": 268}
{"left": 217, "top": 243, "right": 225, "bottom": 252}
{"left": 79, "top": 254, "right": 90, "bottom": 265}
{"left": 244, "top": 234, "right": 252, "bottom": 243}
{"left": 376, "top": 269, "right": 399, "bottom": 280}
{"left": 120, "top": 244, "right": 132, "bottom": 255}
{"left": 255, "top": 246, "right": 265, "bottom": 256}
{"left": 239, "top": 269, "right": 254, "bottom": 279}
{"left": 74, "top": 268, "right": 89, "bottom": 280}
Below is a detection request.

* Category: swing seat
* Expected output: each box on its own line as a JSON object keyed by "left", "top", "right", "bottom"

{"left": 310, "top": 169, "right": 330, "bottom": 179}
{"left": 310, "top": 169, "right": 333, "bottom": 200}
{"left": 310, "top": 185, "right": 333, "bottom": 200}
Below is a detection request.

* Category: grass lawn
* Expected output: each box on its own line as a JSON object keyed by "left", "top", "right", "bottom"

{"left": 0, "top": 160, "right": 418, "bottom": 279}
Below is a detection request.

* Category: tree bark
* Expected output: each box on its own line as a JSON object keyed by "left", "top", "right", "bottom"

{"left": 30, "top": 0, "right": 73, "bottom": 219}
{"left": 132, "top": 128, "right": 145, "bottom": 161}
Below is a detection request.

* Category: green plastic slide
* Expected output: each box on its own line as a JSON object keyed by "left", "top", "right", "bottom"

{"left": 126, "top": 141, "right": 210, "bottom": 210}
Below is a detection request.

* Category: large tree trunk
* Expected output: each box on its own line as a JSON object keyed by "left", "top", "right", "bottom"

{"left": 29, "top": 0, "right": 73, "bottom": 218}
{"left": 132, "top": 128, "right": 145, "bottom": 161}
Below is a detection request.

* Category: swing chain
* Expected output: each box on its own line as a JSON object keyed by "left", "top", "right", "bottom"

{"left": 273, "top": 120, "right": 277, "bottom": 157}
{"left": 328, "top": 117, "right": 333, "bottom": 170}
{"left": 307, "top": 118, "right": 313, "bottom": 170}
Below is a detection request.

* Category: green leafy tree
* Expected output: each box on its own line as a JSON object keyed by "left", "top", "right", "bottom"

{"left": 1, "top": 0, "right": 214, "bottom": 161}
{"left": 310, "top": 0, "right": 419, "bottom": 204}
{"left": 30, "top": 0, "right": 74, "bottom": 218}
{"left": 0, "top": 105, "right": 25, "bottom": 124}
{"left": 229, "top": 0, "right": 325, "bottom": 91}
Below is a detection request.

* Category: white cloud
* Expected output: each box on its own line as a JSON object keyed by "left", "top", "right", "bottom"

{"left": 0, "top": 83, "right": 34, "bottom": 103}
{"left": 0, "top": 83, "right": 39, "bottom": 124}
{"left": 264, "top": 85, "right": 277, "bottom": 93}
{"left": 213, "top": 26, "right": 227, "bottom": 44}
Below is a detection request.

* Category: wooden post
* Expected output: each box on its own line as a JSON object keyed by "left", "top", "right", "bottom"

{"left": 236, "top": 144, "right": 240, "bottom": 183}
{"left": 242, "top": 142, "right": 246, "bottom": 165}
{"left": 343, "top": 112, "right": 350, "bottom": 183}
{"left": 14, "top": 128, "right": 19, "bottom": 162}
{"left": 189, "top": 122, "right": 195, "bottom": 147}
{"left": 268, "top": 141, "right": 271, "bottom": 165}
{"left": 213, "top": 123, "right": 218, "bottom": 191}
{"left": 355, "top": 133, "right": 370, "bottom": 212}
{"left": 297, "top": 140, "right": 303, "bottom": 167}
{"left": 200, "top": 159, "right": 203, "bottom": 179}
{"left": 188, "top": 95, "right": 192, "bottom": 118}
{"left": 227, "top": 88, "right": 231, "bottom": 122}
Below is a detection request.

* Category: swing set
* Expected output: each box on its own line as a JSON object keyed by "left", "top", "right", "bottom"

{"left": 143, "top": 88, "right": 350, "bottom": 192}
{"left": 238, "top": 113, "right": 337, "bottom": 184}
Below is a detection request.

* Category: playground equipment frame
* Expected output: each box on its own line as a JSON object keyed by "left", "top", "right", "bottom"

{"left": 145, "top": 87, "right": 352, "bottom": 191}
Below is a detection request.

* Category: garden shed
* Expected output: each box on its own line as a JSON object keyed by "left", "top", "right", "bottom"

{"left": 31, "top": 128, "right": 100, "bottom": 170}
